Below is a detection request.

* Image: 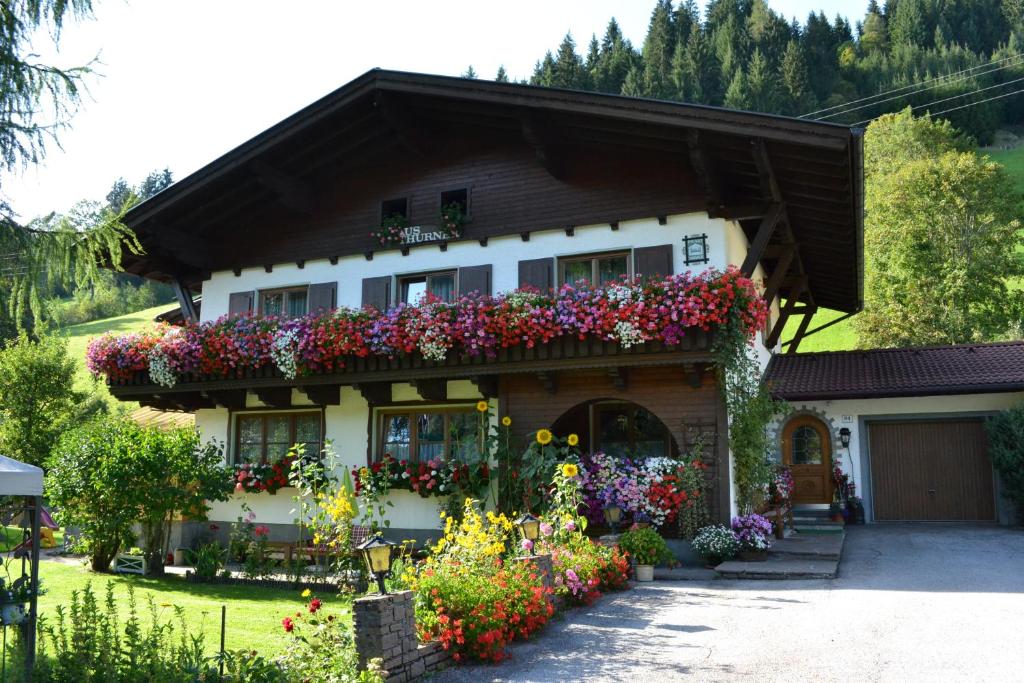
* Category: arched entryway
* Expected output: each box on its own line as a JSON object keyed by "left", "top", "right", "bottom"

{"left": 551, "top": 399, "right": 680, "bottom": 458}
{"left": 780, "top": 414, "right": 833, "bottom": 504}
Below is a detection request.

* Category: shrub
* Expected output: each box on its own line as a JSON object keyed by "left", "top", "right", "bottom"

{"left": 276, "top": 591, "right": 383, "bottom": 683}
{"left": 986, "top": 405, "right": 1024, "bottom": 523}
{"left": 189, "top": 542, "right": 225, "bottom": 580}
{"left": 731, "top": 513, "right": 773, "bottom": 551}
{"left": 691, "top": 525, "right": 740, "bottom": 564}
{"left": 618, "top": 526, "right": 673, "bottom": 566}
{"left": 543, "top": 533, "right": 629, "bottom": 604}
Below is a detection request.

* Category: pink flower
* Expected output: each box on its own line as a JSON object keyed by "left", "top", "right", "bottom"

{"left": 246, "top": 511, "right": 256, "bottom": 522}
{"left": 234, "top": 482, "right": 244, "bottom": 493}
{"left": 539, "top": 522, "right": 553, "bottom": 537}
{"left": 564, "top": 520, "right": 576, "bottom": 532}
{"left": 520, "top": 539, "right": 534, "bottom": 553}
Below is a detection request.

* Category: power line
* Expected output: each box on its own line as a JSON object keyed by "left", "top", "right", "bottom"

{"left": 800, "top": 51, "right": 1024, "bottom": 120}
{"left": 852, "top": 75, "right": 1024, "bottom": 126}
{"left": 927, "top": 86, "right": 1024, "bottom": 118}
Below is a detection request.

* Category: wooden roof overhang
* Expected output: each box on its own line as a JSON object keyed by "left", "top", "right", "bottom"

{"left": 106, "top": 334, "right": 715, "bottom": 411}
{"left": 119, "top": 69, "right": 864, "bottom": 315}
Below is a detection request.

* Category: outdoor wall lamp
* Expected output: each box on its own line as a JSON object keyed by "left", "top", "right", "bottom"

{"left": 839, "top": 427, "right": 851, "bottom": 448}
{"left": 356, "top": 534, "right": 396, "bottom": 595}
{"left": 603, "top": 503, "right": 622, "bottom": 533}
{"left": 515, "top": 512, "right": 541, "bottom": 544}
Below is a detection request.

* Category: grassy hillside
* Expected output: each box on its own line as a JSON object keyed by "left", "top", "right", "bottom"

{"left": 987, "top": 145, "right": 1024, "bottom": 194}
{"left": 61, "top": 302, "right": 176, "bottom": 399}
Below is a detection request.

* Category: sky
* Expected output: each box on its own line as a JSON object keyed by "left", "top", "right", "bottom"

{"left": 3, "top": 0, "right": 868, "bottom": 221}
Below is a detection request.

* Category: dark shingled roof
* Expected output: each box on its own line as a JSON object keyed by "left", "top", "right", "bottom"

{"left": 765, "top": 341, "right": 1024, "bottom": 400}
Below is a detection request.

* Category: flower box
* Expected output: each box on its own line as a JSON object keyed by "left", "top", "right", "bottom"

{"left": 114, "top": 553, "right": 147, "bottom": 575}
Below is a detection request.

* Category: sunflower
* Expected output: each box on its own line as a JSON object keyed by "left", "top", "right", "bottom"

{"left": 501, "top": 416, "right": 512, "bottom": 427}
{"left": 536, "top": 428, "right": 553, "bottom": 445}
{"left": 567, "top": 433, "right": 579, "bottom": 447}
{"left": 476, "top": 400, "right": 489, "bottom": 413}
{"left": 561, "top": 463, "right": 579, "bottom": 478}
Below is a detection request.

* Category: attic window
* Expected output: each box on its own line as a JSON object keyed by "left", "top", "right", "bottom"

{"left": 381, "top": 197, "right": 408, "bottom": 221}
{"left": 440, "top": 188, "right": 469, "bottom": 215}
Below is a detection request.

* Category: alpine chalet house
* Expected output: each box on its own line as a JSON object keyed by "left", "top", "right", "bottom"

{"left": 96, "top": 70, "right": 863, "bottom": 543}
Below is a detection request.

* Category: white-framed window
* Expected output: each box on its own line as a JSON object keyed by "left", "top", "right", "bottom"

{"left": 233, "top": 410, "right": 323, "bottom": 464}
{"left": 558, "top": 250, "right": 631, "bottom": 287}
{"left": 259, "top": 286, "right": 308, "bottom": 317}
{"left": 397, "top": 271, "right": 457, "bottom": 305}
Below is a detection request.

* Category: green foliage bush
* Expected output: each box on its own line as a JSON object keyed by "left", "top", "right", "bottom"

{"left": 46, "top": 416, "right": 232, "bottom": 573}
{"left": 691, "top": 525, "right": 740, "bottom": 565}
{"left": 618, "top": 526, "right": 672, "bottom": 566}
{"left": 46, "top": 272, "right": 174, "bottom": 327}
{"left": 986, "top": 405, "right": 1024, "bottom": 523}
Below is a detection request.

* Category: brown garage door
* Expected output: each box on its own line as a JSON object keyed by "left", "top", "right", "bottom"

{"left": 868, "top": 420, "right": 995, "bottom": 521}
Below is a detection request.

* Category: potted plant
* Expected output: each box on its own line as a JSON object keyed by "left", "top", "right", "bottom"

{"left": 829, "top": 501, "right": 845, "bottom": 522}
{"left": 0, "top": 573, "right": 39, "bottom": 626}
{"left": 731, "top": 513, "right": 773, "bottom": 561}
{"left": 691, "top": 524, "right": 740, "bottom": 567}
{"left": 437, "top": 202, "right": 465, "bottom": 239}
{"left": 371, "top": 213, "right": 408, "bottom": 246}
{"left": 618, "top": 526, "right": 671, "bottom": 581}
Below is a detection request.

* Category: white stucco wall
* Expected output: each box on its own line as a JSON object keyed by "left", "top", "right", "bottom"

{"left": 199, "top": 212, "right": 741, "bottom": 321}
{"left": 773, "top": 392, "right": 1024, "bottom": 523}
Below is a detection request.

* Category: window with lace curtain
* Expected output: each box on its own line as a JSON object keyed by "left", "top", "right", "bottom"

{"left": 398, "top": 271, "right": 456, "bottom": 305}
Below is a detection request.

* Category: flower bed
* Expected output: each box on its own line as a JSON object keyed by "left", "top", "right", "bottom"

{"left": 86, "top": 268, "right": 767, "bottom": 387}
{"left": 352, "top": 455, "right": 490, "bottom": 500}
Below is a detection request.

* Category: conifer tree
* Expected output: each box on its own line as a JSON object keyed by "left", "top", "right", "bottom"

{"left": 641, "top": 0, "right": 676, "bottom": 99}
{"left": 889, "top": 0, "right": 930, "bottom": 47}
{"left": 551, "top": 33, "right": 587, "bottom": 89}
{"left": 593, "top": 18, "right": 638, "bottom": 94}
{"left": 462, "top": 65, "right": 478, "bottom": 79}
{"left": 621, "top": 65, "right": 644, "bottom": 97}
{"left": 669, "top": 42, "right": 689, "bottom": 101}
{"left": 685, "top": 27, "right": 724, "bottom": 105}
{"left": 495, "top": 65, "right": 509, "bottom": 83}
{"left": 781, "top": 40, "right": 815, "bottom": 115}
{"left": 861, "top": 3, "right": 889, "bottom": 53}
{"left": 745, "top": 48, "right": 781, "bottom": 112}
{"left": 674, "top": 0, "right": 700, "bottom": 47}
{"left": 724, "top": 68, "right": 750, "bottom": 109}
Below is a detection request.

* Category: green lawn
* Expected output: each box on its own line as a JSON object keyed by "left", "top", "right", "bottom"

{"left": 30, "top": 561, "right": 351, "bottom": 656}
{"left": 59, "top": 302, "right": 176, "bottom": 403}
{"left": 987, "top": 145, "right": 1024, "bottom": 195}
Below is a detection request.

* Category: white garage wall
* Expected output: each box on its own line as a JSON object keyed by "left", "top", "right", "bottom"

{"left": 778, "top": 392, "right": 1024, "bottom": 523}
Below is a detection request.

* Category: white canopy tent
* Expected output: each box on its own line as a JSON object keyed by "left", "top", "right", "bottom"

{"left": 0, "top": 454, "right": 43, "bottom": 496}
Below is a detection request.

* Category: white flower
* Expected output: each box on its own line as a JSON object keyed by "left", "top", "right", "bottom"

{"left": 613, "top": 320, "right": 644, "bottom": 348}
{"left": 148, "top": 347, "right": 176, "bottom": 388}
{"left": 271, "top": 328, "right": 301, "bottom": 379}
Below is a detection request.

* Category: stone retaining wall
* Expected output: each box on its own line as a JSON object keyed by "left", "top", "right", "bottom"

{"left": 353, "top": 590, "right": 451, "bottom": 683}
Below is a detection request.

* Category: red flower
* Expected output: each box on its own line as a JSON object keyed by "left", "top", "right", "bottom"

{"left": 308, "top": 598, "right": 322, "bottom": 614}
{"left": 281, "top": 617, "right": 294, "bottom": 632}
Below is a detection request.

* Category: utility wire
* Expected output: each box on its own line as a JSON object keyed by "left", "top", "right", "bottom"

{"left": 801, "top": 51, "right": 1024, "bottom": 119}
{"left": 927, "top": 86, "right": 1024, "bottom": 118}
{"left": 852, "top": 74, "right": 1024, "bottom": 126}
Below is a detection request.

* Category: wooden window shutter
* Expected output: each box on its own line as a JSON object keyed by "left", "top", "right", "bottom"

{"left": 308, "top": 281, "right": 337, "bottom": 312}
{"left": 228, "top": 291, "right": 254, "bottom": 316}
{"left": 458, "top": 265, "right": 492, "bottom": 296}
{"left": 517, "top": 257, "right": 554, "bottom": 292}
{"left": 633, "top": 244, "right": 674, "bottom": 282}
{"left": 361, "top": 276, "right": 391, "bottom": 310}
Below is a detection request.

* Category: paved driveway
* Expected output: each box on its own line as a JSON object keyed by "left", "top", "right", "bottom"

{"left": 433, "top": 525, "right": 1024, "bottom": 682}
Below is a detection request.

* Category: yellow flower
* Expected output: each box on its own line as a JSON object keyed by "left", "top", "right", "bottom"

{"left": 476, "top": 400, "right": 489, "bottom": 413}
{"left": 359, "top": 467, "right": 370, "bottom": 478}
{"left": 313, "top": 534, "right": 321, "bottom": 545}
{"left": 301, "top": 589, "right": 311, "bottom": 597}
{"left": 501, "top": 416, "right": 512, "bottom": 427}
{"left": 567, "top": 433, "right": 579, "bottom": 447}
{"left": 536, "top": 428, "right": 553, "bottom": 445}
{"left": 561, "top": 463, "right": 579, "bottom": 478}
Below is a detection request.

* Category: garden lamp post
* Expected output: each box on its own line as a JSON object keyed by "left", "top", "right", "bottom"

{"left": 514, "top": 512, "right": 540, "bottom": 552}
{"left": 356, "top": 534, "right": 396, "bottom": 595}
{"left": 603, "top": 503, "right": 622, "bottom": 534}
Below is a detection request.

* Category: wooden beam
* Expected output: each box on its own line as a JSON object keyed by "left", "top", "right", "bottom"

{"left": 411, "top": 378, "right": 447, "bottom": 401}
{"left": 740, "top": 202, "right": 785, "bottom": 276}
{"left": 171, "top": 279, "right": 199, "bottom": 323}
{"left": 751, "top": 139, "right": 783, "bottom": 203}
{"left": 254, "top": 386, "right": 292, "bottom": 408}
{"left": 536, "top": 371, "right": 557, "bottom": 395}
{"left": 683, "top": 362, "right": 705, "bottom": 389}
{"left": 607, "top": 367, "right": 628, "bottom": 391}
{"left": 708, "top": 203, "right": 771, "bottom": 221}
{"left": 786, "top": 306, "right": 818, "bottom": 354}
{"left": 203, "top": 389, "right": 247, "bottom": 410}
{"left": 762, "top": 245, "right": 796, "bottom": 304}
{"left": 766, "top": 280, "right": 807, "bottom": 349}
{"left": 299, "top": 384, "right": 342, "bottom": 406}
{"left": 471, "top": 375, "right": 498, "bottom": 399}
{"left": 686, "top": 129, "right": 722, "bottom": 213}
{"left": 376, "top": 92, "right": 432, "bottom": 156}
{"left": 355, "top": 382, "right": 391, "bottom": 405}
{"left": 153, "top": 392, "right": 215, "bottom": 411}
{"left": 249, "top": 160, "right": 316, "bottom": 215}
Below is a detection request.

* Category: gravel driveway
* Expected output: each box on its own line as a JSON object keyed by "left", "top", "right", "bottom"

{"left": 433, "top": 524, "right": 1024, "bottom": 682}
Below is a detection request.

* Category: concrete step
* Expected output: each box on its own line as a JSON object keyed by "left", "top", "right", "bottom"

{"left": 795, "top": 525, "right": 846, "bottom": 535}
{"left": 768, "top": 533, "right": 844, "bottom": 561}
{"left": 792, "top": 515, "right": 844, "bottom": 526}
{"left": 714, "top": 556, "right": 838, "bottom": 580}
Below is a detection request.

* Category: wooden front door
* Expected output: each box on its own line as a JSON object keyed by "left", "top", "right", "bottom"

{"left": 781, "top": 415, "right": 833, "bottom": 504}
{"left": 868, "top": 420, "right": 995, "bottom": 521}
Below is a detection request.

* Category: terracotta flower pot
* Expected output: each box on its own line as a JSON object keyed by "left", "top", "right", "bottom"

{"left": 738, "top": 549, "right": 768, "bottom": 562}
{"left": 634, "top": 564, "right": 655, "bottom": 582}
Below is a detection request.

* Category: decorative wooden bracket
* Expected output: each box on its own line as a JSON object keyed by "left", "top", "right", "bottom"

{"left": 786, "top": 306, "right": 818, "bottom": 354}
{"left": 536, "top": 371, "right": 557, "bottom": 395}
{"left": 686, "top": 129, "right": 723, "bottom": 215}
{"left": 607, "top": 366, "right": 628, "bottom": 391}
{"left": 203, "top": 389, "right": 247, "bottom": 410}
{"left": 410, "top": 378, "right": 447, "bottom": 402}
{"left": 520, "top": 114, "right": 567, "bottom": 180}
{"left": 762, "top": 243, "right": 796, "bottom": 304}
{"left": 740, "top": 202, "right": 785, "bottom": 276}
{"left": 254, "top": 387, "right": 292, "bottom": 408}
{"left": 172, "top": 279, "right": 199, "bottom": 323}
{"left": 471, "top": 375, "right": 499, "bottom": 399}
{"left": 300, "top": 384, "right": 342, "bottom": 406}
{"left": 683, "top": 363, "right": 705, "bottom": 389}
{"left": 766, "top": 278, "right": 808, "bottom": 348}
{"left": 355, "top": 382, "right": 392, "bottom": 405}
